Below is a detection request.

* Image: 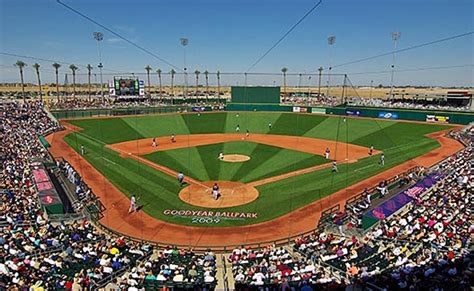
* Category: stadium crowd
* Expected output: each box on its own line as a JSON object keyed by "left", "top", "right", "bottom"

{"left": 347, "top": 96, "right": 471, "bottom": 111}
{"left": 1, "top": 100, "right": 472, "bottom": 290}
{"left": 0, "top": 101, "right": 217, "bottom": 290}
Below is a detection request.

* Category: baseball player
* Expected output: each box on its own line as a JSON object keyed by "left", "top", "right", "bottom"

{"left": 80, "top": 144, "right": 85, "bottom": 155}
{"left": 218, "top": 152, "right": 224, "bottom": 160}
{"left": 235, "top": 124, "right": 240, "bottom": 132}
{"left": 152, "top": 137, "right": 157, "bottom": 147}
{"left": 332, "top": 161, "right": 338, "bottom": 173}
{"left": 268, "top": 122, "right": 272, "bottom": 130}
{"left": 246, "top": 129, "right": 250, "bottom": 137}
{"left": 343, "top": 117, "right": 346, "bottom": 123}
{"left": 369, "top": 145, "right": 374, "bottom": 156}
{"left": 171, "top": 134, "right": 176, "bottom": 143}
{"left": 379, "top": 153, "right": 385, "bottom": 166}
{"left": 324, "top": 147, "right": 330, "bottom": 159}
{"left": 129, "top": 194, "right": 137, "bottom": 213}
{"left": 177, "top": 171, "right": 184, "bottom": 187}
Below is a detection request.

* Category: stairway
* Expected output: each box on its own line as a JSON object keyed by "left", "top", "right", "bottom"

{"left": 215, "top": 253, "right": 233, "bottom": 290}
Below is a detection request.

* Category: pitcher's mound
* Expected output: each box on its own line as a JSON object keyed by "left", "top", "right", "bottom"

{"left": 179, "top": 181, "right": 259, "bottom": 208}
{"left": 221, "top": 154, "right": 250, "bottom": 163}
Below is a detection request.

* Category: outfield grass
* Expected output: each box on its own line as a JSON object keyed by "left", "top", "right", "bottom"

{"left": 65, "top": 112, "right": 451, "bottom": 226}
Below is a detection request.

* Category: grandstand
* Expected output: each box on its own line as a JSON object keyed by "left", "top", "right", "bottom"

{"left": 1, "top": 1, "right": 473, "bottom": 290}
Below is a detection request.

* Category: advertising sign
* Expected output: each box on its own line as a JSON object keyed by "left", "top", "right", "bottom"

{"left": 426, "top": 115, "right": 450, "bottom": 123}
{"left": 378, "top": 112, "right": 399, "bottom": 119}
{"left": 365, "top": 173, "right": 443, "bottom": 220}
{"left": 346, "top": 110, "right": 361, "bottom": 117}
{"left": 312, "top": 108, "right": 327, "bottom": 114}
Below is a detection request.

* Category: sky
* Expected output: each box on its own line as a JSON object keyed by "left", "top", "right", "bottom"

{"left": 0, "top": 0, "right": 473, "bottom": 87}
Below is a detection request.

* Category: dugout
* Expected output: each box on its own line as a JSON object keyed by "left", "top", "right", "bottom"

{"left": 231, "top": 86, "right": 280, "bottom": 104}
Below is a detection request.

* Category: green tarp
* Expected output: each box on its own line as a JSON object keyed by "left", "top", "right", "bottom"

{"left": 38, "top": 135, "right": 50, "bottom": 148}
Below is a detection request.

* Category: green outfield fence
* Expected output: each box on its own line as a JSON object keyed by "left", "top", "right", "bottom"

{"left": 50, "top": 105, "right": 197, "bottom": 119}
{"left": 231, "top": 86, "right": 280, "bottom": 104}
{"left": 226, "top": 103, "right": 474, "bottom": 124}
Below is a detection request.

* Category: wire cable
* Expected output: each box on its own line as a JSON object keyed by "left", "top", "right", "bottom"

{"left": 332, "top": 31, "right": 474, "bottom": 69}
{"left": 245, "top": 0, "right": 323, "bottom": 72}
{"left": 56, "top": 0, "right": 180, "bottom": 71}
{"left": 345, "top": 64, "right": 474, "bottom": 75}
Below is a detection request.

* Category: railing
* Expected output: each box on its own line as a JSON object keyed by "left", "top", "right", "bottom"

{"left": 345, "top": 166, "right": 422, "bottom": 207}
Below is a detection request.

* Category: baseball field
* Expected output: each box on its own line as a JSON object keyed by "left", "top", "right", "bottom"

{"left": 46, "top": 111, "right": 459, "bottom": 236}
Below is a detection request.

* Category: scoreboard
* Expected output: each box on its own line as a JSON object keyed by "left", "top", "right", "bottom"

{"left": 109, "top": 78, "right": 145, "bottom": 98}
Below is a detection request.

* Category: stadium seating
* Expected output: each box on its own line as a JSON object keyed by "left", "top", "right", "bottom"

{"left": 0, "top": 101, "right": 472, "bottom": 290}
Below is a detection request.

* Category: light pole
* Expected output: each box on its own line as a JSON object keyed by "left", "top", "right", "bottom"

{"left": 370, "top": 80, "right": 374, "bottom": 98}
{"left": 389, "top": 32, "right": 401, "bottom": 100}
{"left": 317, "top": 67, "right": 323, "bottom": 97}
{"left": 327, "top": 36, "right": 336, "bottom": 97}
{"left": 93, "top": 32, "right": 104, "bottom": 102}
{"left": 180, "top": 37, "right": 189, "bottom": 101}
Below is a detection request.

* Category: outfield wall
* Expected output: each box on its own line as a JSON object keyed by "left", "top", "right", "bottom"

{"left": 50, "top": 105, "right": 213, "bottom": 119}
{"left": 227, "top": 103, "right": 474, "bottom": 125}
{"left": 231, "top": 86, "right": 280, "bottom": 103}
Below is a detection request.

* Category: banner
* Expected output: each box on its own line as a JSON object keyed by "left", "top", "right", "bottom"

{"left": 426, "top": 115, "right": 450, "bottom": 123}
{"left": 312, "top": 108, "right": 327, "bottom": 114}
{"left": 192, "top": 106, "right": 207, "bottom": 112}
{"left": 378, "top": 112, "right": 399, "bottom": 119}
{"left": 346, "top": 110, "right": 361, "bottom": 117}
{"left": 293, "top": 106, "right": 301, "bottom": 113}
{"left": 365, "top": 173, "right": 444, "bottom": 220}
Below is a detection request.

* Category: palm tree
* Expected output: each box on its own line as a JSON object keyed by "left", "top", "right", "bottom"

{"left": 86, "top": 64, "right": 93, "bottom": 102}
{"left": 144, "top": 65, "right": 152, "bottom": 99}
{"left": 170, "top": 69, "right": 176, "bottom": 104}
{"left": 69, "top": 64, "right": 79, "bottom": 100}
{"left": 14, "top": 60, "right": 27, "bottom": 102}
{"left": 217, "top": 70, "right": 221, "bottom": 103}
{"left": 194, "top": 70, "right": 200, "bottom": 97}
{"left": 317, "top": 66, "right": 323, "bottom": 96}
{"left": 32, "top": 63, "right": 42, "bottom": 102}
{"left": 52, "top": 63, "right": 61, "bottom": 102}
{"left": 204, "top": 70, "right": 209, "bottom": 102}
{"left": 281, "top": 67, "right": 288, "bottom": 96}
{"left": 156, "top": 68, "right": 162, "bottom": 102}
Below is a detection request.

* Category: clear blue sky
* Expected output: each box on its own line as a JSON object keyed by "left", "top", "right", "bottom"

{"left": 0, "top": 0, "right": 473, "bottom": 86}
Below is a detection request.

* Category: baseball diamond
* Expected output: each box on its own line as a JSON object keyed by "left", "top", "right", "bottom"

{"left": 45, "top": 111, "right": 462, "bottom": 243}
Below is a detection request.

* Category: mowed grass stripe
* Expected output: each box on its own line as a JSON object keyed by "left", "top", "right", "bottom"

{"left": 224, "top": 112, "right": 282, "bottom": 134}
{"left": 253, "top": 155, "right": 329, "bottom": 182}
{"left": 121, "top": 114, "right": 190, "bottom": 138}
{"left": 231, "top": 143, "right": 284, "bottom": 181}
{"left": 268, "top": 113, "right": 327, "bottom": 136}
{"left": 219, "top": 141, "right": 259, "bottom": 180}
{"left": 67, "top": 118, "right": 145, "bottom": 144}
{"left": 181, "top": 112, "right": 227, "bottom": 134}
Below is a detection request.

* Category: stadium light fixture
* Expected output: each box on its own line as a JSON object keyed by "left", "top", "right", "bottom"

{"left": 389, "top": 32, "right": 401, "bottom": 99}
{"left": 327, "top": 36, "right": 336, "bottom": 97}
{"left": 180, "top": 38, "right": 189, "bottom": 99}
{"left": 93, "top": 32, "right": 105, "bottom": 101}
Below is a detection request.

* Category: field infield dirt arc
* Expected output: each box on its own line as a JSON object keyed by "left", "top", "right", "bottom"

{"left": 46, "top": 120, "right": 464, "bottom": 247}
